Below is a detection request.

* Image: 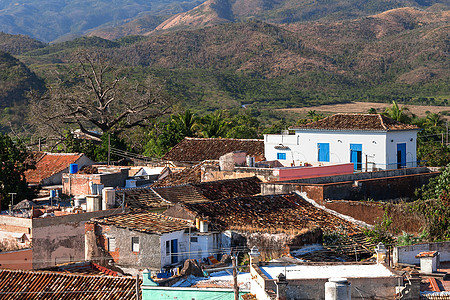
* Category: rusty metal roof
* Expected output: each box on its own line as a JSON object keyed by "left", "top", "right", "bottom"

{"left": 0, "top": 269, "right": 139, "bottom": 300}
{"left": 162, "top": 137, "right": 264, "bottom": 162}
{"left": 291, "top": 114, "right": 420, "bottom": 131}
{"left": 92, "top": 211, "right": 193, "bottom": 234}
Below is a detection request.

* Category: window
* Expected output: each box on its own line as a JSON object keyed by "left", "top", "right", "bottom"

{"left": 131, "top": 237, "right": 139, "bottom": 252}
{"left": 108, "top": 237, "right": 116, "bottom": 252}
{"left": 190, "top": 237, "right": 198, "bottom": 243}
{"left": 277, "top": 153, "right": 286, "bottom": 160}
{"left": 165, "top": 240, "right": 170, "bottom": 256}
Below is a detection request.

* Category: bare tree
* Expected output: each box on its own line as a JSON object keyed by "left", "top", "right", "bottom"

{"left": 29, "top": 50, "right": 172, "bottom": 143}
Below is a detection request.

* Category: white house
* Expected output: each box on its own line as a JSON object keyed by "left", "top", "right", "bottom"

{"left": 264, "top": 114, "right": 421, "bottom": 171}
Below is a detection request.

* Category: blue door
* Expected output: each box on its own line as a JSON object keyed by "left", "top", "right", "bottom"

{"left": 171, "top": 239, "right": 178, "bottom": 264}
{"left": 350, "top": 144, "right": 362, "bottom": 170}
{"left": 397, "top": 143, "right": 406, "bottom": 168}
{"left": 317, "top": 143, "right": 330, "bottom": 162}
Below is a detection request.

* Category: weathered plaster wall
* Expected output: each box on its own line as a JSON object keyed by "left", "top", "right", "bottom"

{"left": 31, "top": 209, "right": 118, "bottom": 269}
{"left": 393, "top": 242, "right": 450, "bottom": 265}
{"left": 202, "top": 166, "right": 276, "bottom": 182}
{"left": 90, "top": 223, "right": 162, "bottom": 271}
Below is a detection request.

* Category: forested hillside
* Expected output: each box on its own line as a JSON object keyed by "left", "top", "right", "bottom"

{"left": 15, "top": 8, "right": 446, "bottom": 108}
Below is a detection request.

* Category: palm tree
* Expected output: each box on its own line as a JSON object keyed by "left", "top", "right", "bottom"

{"left": 199, "top": 111, "right": 229, "bottom": 138}
{"left": 171, "top": 110, "right": 199, "bottom": 137}
{"left": 424, "top": 113, "right": 444, "bottom": 128}
{"left": 383, "top": 101, "right": 411, "bottom": 123}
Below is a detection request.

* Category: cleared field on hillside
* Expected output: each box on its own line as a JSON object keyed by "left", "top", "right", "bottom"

{"left": 279, "top": 102, "right": 450, "bottom": 119}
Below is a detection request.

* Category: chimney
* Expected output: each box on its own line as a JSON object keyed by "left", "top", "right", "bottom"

{"left": 416, "top": 251, "right": 440, "bottom": 274}
{"left": 325, "top": 278, "right": 351, "bottom": 300}
{"left": 275, "top": 273, "right": 288, "bottom": 300}
{"left": 249, "top": 246, "right": 261, "bottom": 265}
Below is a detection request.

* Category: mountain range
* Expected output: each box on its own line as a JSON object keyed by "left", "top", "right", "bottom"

{"left": 0, "top": 0, "right": 448, "bottom": 42}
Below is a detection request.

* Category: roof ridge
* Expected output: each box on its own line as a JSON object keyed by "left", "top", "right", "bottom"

{"left": 378, "top": 114, "right": 388, "bottom": 130}
{"left": 184, "top": 137, "right": 263, "bottom": 142}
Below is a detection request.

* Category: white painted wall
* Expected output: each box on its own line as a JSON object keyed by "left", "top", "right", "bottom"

{"left": 160, "top": 230, "right": 190, "bottom": 267}
{"left": 264, "top": 129, "right": 418, "bottom": 170}
{"left": 385, "top": 131, "right": 418, "bottom": 169}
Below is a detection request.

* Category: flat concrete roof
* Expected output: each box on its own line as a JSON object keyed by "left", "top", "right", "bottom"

{"left": 260, "top": 264, "right": 396, "bottom": 280}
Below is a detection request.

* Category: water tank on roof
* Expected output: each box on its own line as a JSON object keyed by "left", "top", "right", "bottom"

{"left": 102, "top": 188, "right": 115, "bottom": 210}
{"left": 69, "top": 163, "right": 78, "bottom": 174}
{"left": 73, "top": 196, "right": 86, "bottom": 207}
{"left": 200, "top": 220, "right": 208, "bottom": 233}
{"left": 246, "top": 156, "right": 255, "bottom": 167}
{"left": 86, "top": 195, "right": 101, "bottom": 212}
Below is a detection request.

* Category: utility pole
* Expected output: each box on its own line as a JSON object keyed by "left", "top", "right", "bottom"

{"left": 8, "top": 193, "right": 17, "bottom": 214}
{"left": 107, "top": 134, "right": 111, "bottom": 166}
{"left": 135, "top": 273, "right": 140, "bottom": 300}
{"left": 232, "top": 255, "right": 239, "bottom": 300}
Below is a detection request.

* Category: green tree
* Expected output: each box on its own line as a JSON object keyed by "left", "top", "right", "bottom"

{"left": 0, "top": 134, "right": 35, "bottom": 210}
{"left": 199, "top": 111, "right": 229, "bottom": 138}
{"left": 383, "top": 101, "right": 411, "bottom": 123}
{"left": 226, "top": 112, "right": 260, "bottom": 139}
{"left": 424, "top": 113, "right": 445, "bottom": 129}
{"left": 171, "top": 110, "right": 200, "bottom": 137}
{"left": 413, "top": 165, "right": 450, "bottom": 240}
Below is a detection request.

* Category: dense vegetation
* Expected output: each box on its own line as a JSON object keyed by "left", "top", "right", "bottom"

{"left": 0, "top": 133, "right": 35, "bottom": 210}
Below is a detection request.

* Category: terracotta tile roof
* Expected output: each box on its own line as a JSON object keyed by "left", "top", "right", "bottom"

{"left": 121, "top": 177, "right": 262, "bottom": 209}
{"left": 43, "top": 261, "right": 118, "bottom": 276}
{"left": 0, "top": 269, "right": 139, "bottom": 300}
{"left": 182, "top": 193, "right": 361, "bottom": 234}
{"left": 291, "top": 114, "right": 420, "bottom": 131}
{"left": 24, "top": 152, "right": 84, "bottom": 184}
{"left": 92, "top": 211, "right": 192, "bottom": 234}
{"left": 162, "top": 137, "right": 264, "bottom": 162}
{"left": 151, "top": 161, "right": 216, "bottom": 187}
{"left": 154, "top": 177, "right": 262, "bottom": 204}
{"left": 154, "top": 185, "right": 210, "bottom": 204}
{"left": 416, "top": 251, "right": 439, "bottom": 258}
{"left": 117, "top": 188, "right": 171, "bottom": 210}
{"left": 193, "top": 177, "right": 261, "bottom": 201}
